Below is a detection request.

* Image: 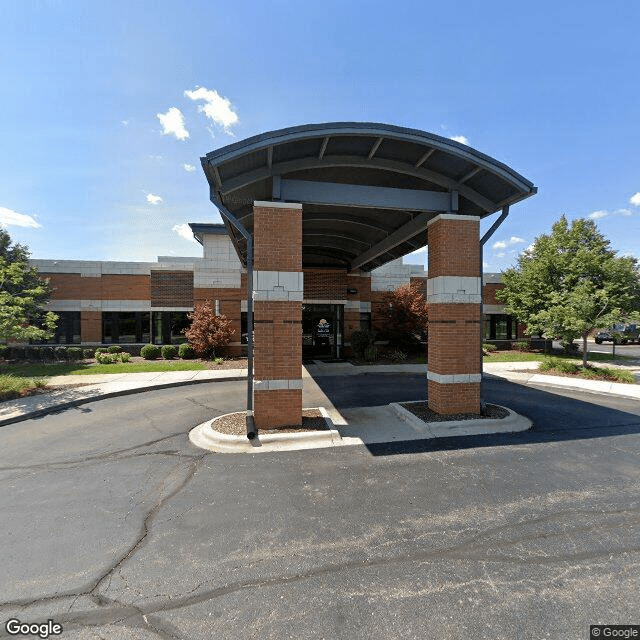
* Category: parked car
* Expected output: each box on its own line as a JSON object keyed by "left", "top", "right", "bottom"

{"left": 595, "top": 323, "right": 639, "bottom": 345}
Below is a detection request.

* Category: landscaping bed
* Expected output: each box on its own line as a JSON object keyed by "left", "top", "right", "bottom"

{"left": 400, "top": 401, "right": 509, "bottom": 422}
{"left": 211, "top": 409, "right": 327, "bottom": 435}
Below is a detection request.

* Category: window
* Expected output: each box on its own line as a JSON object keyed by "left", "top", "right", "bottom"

{"left": 102, "top": 312, "right": 151, "bottom": 344}
{"left": 152, "top": 311, "right": 190, "bottom": 345}
{"left": 359, "top": 312, "right": 372, "bottom": 332}
{"left": 32, "top": 311, "right": 81, "bottom": 344}
{"left": 484, "top": 314, "right": 518, "bottom": 340}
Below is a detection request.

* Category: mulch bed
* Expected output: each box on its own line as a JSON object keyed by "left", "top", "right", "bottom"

{"left": 400, "top": 401, "right": 509, "bottom": 423}
{"left": 212, "top": 409, "right": 328, "bottom": 436}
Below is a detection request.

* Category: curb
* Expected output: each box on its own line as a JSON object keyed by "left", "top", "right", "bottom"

{"left": 189, "top": 407, "right": 344, "bottom": 453}
{"left": 390, "top": 401, "right": 532, "bottom": 438}
{"left": 0, "top": 375, "right": 247, "bottom": 427}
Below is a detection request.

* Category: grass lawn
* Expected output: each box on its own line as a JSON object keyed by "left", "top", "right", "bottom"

{"left": 484, "top": 351, "right": 636, "bottom": 364}
{"left": 0, "top": 373, "right": 48, "bottom": 401}
{"left": 0, "top": 360, "right": 208, "bottom": 378}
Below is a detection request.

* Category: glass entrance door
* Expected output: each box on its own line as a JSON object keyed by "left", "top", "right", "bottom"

{"left": 302, "top": 304, "right": 344, "bottom": 359}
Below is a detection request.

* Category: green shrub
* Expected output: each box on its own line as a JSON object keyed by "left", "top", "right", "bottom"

{"left": 482, "top": 343, "right": 497, "bottom": 353}
{"left": 388, "top": 350, "right": 407, "bottom": 362}
{"left": 140, "top": 344, "right": 160, "bottom": 360}
{"left": 54, "top": 346, "right": 67, "bottom": 361}
{"left": 512, "top": 340, "right": 530, "bottom": 352}
{"left": 83, "top": 348, "right": 94, "bottom": 359}
{"left": 161, "top": 345, "right": 177, "bottom": 360}
{"left": 107, "top": 345, "right": 122, "bottom": 354}
{"left": 95, "top": 352, "right": 118, "bottom": 364}
{"left": 67, "top": 347, "right": 82, "bottom": 361}
{"left": 350, "top": 330, "right": 375, "bottom": 359}
{"left": 178, "top": 343, "right": 195, "bottom": 359}
{"left": 364, "top": 345, "right": 379, "bottom": 362}
{"left": 540, "top": 357, "right": 579, "bottom": 374}
{"left": 0, "top": 345, "right": 8, "bottom": 359}
{"left": 95, "top": 347, "right": 108, "bottom": 354}
{"left": 120, "top": 352, "right": 131, "bottom": 363}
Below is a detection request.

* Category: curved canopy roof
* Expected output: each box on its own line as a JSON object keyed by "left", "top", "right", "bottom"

{"left": 201, "top": 122, "right": 536, "bottom": 271}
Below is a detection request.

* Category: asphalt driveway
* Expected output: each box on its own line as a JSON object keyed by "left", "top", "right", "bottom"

{"left": 1, "top": 378, "right": 639, "bottom": 639}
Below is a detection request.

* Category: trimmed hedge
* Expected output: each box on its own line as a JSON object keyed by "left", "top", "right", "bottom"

{"left": 161, "top": 345, "right": 177, "bottom": 360}
{"left": 140, "top": 344, "right": 160, "bottom": 360}
{"left": 178, "top": 343, "right": 195, "bottom": 359}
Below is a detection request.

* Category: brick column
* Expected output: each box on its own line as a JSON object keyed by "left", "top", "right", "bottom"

{"left": 427, "top": 214, "right": 481, "bottom": 414}
{"left": 252, "top": 201, "right": 303, "bottom": 429}
{"left": 81, "top": 311, "right": 102, "bottom": 344}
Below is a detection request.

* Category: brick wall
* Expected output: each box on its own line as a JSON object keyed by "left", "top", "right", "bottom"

{"left": 80, "top": 311, "right": 101, "bottom": 343}
{"left": 253, "top": 206, "right": 302, "bottom": 272}
{"left": 43, "top": 273, "right": 150, "bottom": 300}
{"left": 151, "top": 271, "right": 194, "bottom": 307}
{"left": 303, "top": 269, "right": 370, "bottom": 301}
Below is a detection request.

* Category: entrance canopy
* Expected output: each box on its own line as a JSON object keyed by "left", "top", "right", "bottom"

{"left": 201, "top": 122, "right": 536, "bottom": 272}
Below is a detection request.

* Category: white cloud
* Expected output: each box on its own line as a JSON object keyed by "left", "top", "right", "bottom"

{"left": 172, "top": 223, "right": 196, "bottom": 243}
{"left": 589, "top": 209, "right": 608, "bottom": 219}
{"left": 121, "top": 119, "right": 129, "bottom": 126}
{"left": 0, "top": 206, "right": 41, "bottom": 228}
{"left": 614, "top": 208, "right": 633, "bottom": 216}
{"left": 184, "top": 86, "right": 239, "bottom": 133}
{"left": 450, "top": 135, "right": 469, "bottom": 145}
{"left": 183, "top": 163, "right": 196, "bottom": 172}
{"left": 146, "top": 193, "right": 163, "bottom": 205}
{"left": 630, "top": 192, "right": 640, "bottom": 207}
{"left": 492, "top": 236, "right": 525, "bottom": 250}
{"left": 156, "top": 107, "right": 189, "bottom": 140}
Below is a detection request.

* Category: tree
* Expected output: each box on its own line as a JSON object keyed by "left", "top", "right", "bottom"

{"left": 183, "top": 300, "right": 235, "bottom": 358}
{"left": 379, "top": 280, "right": 428, "bottom": 352}
{"left": 0, "top": 229, "right": 57, "bottom": 342}
{"left": 496, "top": 216, "right": 640, "bottom": 366}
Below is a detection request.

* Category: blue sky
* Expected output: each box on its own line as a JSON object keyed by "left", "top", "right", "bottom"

{"left": 1, "top": 0, "right": 639, "bottom": 272}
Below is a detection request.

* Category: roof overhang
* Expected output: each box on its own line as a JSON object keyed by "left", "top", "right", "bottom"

{"left": 200, "top": 122, "right": 537, "bottom": 271}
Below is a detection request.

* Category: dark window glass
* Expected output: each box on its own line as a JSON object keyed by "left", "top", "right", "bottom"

{"left": 360, "top": 312, "right": 372, "bottom": 332}
{"left": 103, "top": 312, "right": 150, "bottom": 344}
{"left": 32, "top": 311, "right": 81, "bottom": 344}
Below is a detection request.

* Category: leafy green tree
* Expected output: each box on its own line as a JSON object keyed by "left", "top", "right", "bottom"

{"left": 0, "top": 229, "right": 57, "bottom": 342}
{"left": 497, "top": 216, "right": 640, "bottom": 366}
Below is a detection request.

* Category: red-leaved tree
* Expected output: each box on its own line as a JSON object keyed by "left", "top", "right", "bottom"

{"left": 379, "top": 281, "right": 428, "bottom": 352}
{"left": 183, "top": 301, "right": 235, "bottom": 358}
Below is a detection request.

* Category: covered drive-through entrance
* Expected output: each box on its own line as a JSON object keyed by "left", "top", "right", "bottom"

{"left": 200, "top": 122, "right": 536, "bottom": 432}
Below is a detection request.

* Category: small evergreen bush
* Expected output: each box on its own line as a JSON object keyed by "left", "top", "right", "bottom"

{"left": 178, "top": 343, "right": 195, "bottom": 359}
{"left": 388, "top": 350, "right": 407, "bottom": 362}
{"left": 512, "top": 340, "right": 530, "bottom": 352}
{"left": 67, "top": 347, "right": 82, "bottom": 361}
{"left": 120, "top": 352, "right": 131, "bottom": 363}
{"left": 140, "top": 344, "right": 160, "bottom": 360}
{"left": 54, "top": 346, "right": 67, "bottom": 361}
{"left": 95, "top": 347, "right": 108, "bottom": 354}
{"left": 350, "top": 330, "right": 374, "bottom": 359}
{"left": 83, "top": 348, "right": 94, "bottom": 359}
{"left": 161, "top": 345, "right": 177, "bottom": 360}
{"left": 482, "top": 343, "right": 497, "bottom": 352}
{"left": 364, "top": 345, "right": 379, "bottom": 362}
{"left": 107, "top": 345, "right": 122, "bottom": 354}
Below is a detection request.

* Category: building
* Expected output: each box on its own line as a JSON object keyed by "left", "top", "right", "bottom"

{"left": 30, "top": 224, "right": 522, "bottom": 354}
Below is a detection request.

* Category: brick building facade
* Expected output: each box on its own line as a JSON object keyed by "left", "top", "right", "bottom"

{"left": 31, "top": 222, "right": 522, "bottom": 354}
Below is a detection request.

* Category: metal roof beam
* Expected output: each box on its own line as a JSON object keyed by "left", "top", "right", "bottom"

{"left": 218, "top": 156, "right": 497, "bottom": 213}
{"left": 350, "top": 213, "right": 431, "bottom": 270}
{"left": 459, "top": 167, "right": 481, "bottom": 184}
{"left": 279, "top": 179, "right": 451, "bottom": 212}
{"left": 415, "top": 148, "right": 435, "bottom": 168}
{"left": 368, "top": 136, "right": 384, "bottom": 159}
{"left": 318, "top": 136, "right": 330, "bottom": 159}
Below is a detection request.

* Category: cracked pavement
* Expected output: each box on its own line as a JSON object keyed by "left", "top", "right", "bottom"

{"left": 1, "top": 379, "right": 639, "bottom": 639}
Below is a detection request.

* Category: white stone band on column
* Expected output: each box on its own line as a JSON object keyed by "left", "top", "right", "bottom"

{"left": 427, "top": 371, "right": 482, "bottom": 384}
{"left": 254, "top": 270, "right": 304, "bottom": 301}
{"left": 427, "top": 276, "right": 482, "bottom": 304}
{"left": 427, "top": 213, "right": 480, "bottom": 226}
{"left": 254, "top": 379, "right": 304, "bottom": 390}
